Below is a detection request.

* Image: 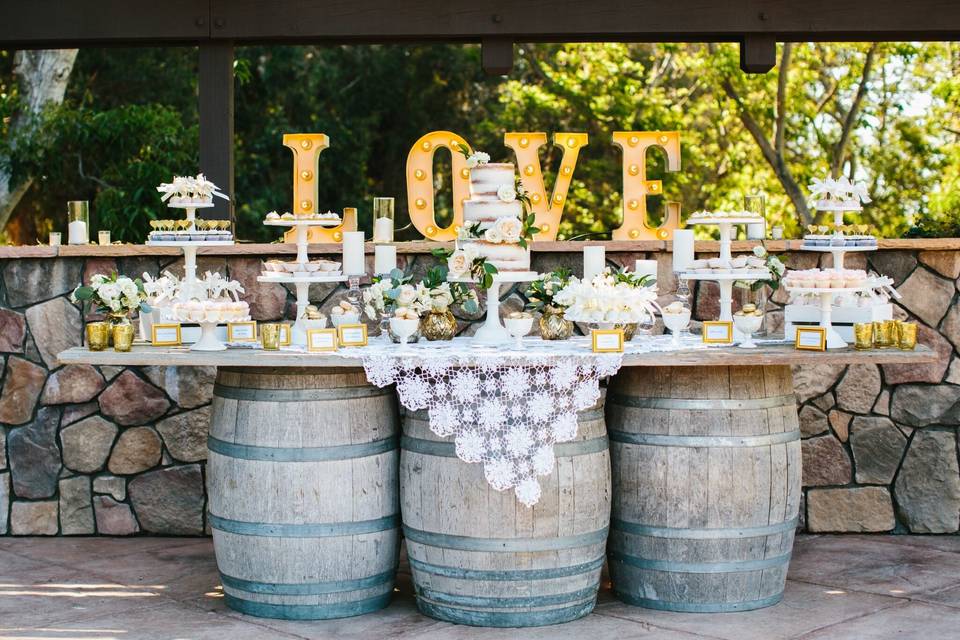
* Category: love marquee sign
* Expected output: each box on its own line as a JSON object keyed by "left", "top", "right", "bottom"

{"left": 282, "top": 130, "right": 682, "bottom": 242}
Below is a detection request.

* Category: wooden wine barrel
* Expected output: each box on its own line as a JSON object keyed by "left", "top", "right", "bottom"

{"left": 606, "top": 365, "right": 801, "bottom": 613}
{"left": 207, "top": 367, "right": 400, "bottom": 620}
{"left": 400, "top": 400, "right": 611, "bottom": 627}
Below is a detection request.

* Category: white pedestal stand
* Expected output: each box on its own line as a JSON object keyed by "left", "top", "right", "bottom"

{"left": 146, "top": 203, "right": 233, "bottom": 302}
{"left": 193, "top": 321, "right": 227, "bottom": 351}
{"left": 450, "top": 272, "right": 538, "bottom": 346}
{"left": 260, "top": 217, "right": 352, "bottom": 347}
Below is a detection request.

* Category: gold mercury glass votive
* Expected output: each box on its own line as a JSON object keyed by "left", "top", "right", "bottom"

{"left": 873, "top": 320, "right": 897, "bottom": 349}
{"left": 87, "top": 322, "right": 110, "bottom": 351}
{"left": 112, "top": 324, "right": 134, "bottom": 352}
{"left": 898, "top": 321, "right": 918, "bottom": 351}
{"left": 261, "top": 323, "right": 282, "bottom": 350}
{"left": 853, "top": 322, "right": 875, "bottom": 350}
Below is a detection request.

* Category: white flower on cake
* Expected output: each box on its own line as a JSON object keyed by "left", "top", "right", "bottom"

{"left": 495, "top": 216, "right": 523, "bottom": 243}
{"left": 497, "top": 185, "right": 517, "bottom": 203}
{"left": 447, "top": 249, "right": 472, "bottom": 277}
{"left": 484, "top": 226, "right": 504, "bottom": 243}
{"left": 465, "top": 151, "right": 490, "bottom": 168}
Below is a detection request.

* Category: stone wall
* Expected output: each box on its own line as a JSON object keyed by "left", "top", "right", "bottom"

{"left": 0, "top": 241, "right": 958, "bottom": 535}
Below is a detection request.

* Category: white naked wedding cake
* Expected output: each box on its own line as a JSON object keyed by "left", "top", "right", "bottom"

{"left": 462, "top": 162, "right": 531, "bottom": 271}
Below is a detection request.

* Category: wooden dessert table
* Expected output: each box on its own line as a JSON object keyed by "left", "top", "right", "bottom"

{"left": 59, "top": 343, "right": 934, "bottom": 623}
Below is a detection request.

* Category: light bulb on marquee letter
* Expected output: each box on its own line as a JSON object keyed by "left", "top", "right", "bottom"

{"left": 405, "top": 131, "right": 471, "bottom": 241}
{"left": 611, "top": 131, "right": 682, "bottom": 241}
{"left": 503, "top": 132, "right": 587, "bottom": 241}
{"left": 281, "top": 133, "right": 357, "bottom": 243}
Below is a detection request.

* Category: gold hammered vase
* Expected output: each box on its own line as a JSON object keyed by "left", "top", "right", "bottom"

{"left": 539, "top": 305, "right": 573, "bottom": 341}
{"left": 420, "top": 310, "right": 457, "bottom": 341}
{"left": 615, "top": 323, "right": 638, "bottom": 341}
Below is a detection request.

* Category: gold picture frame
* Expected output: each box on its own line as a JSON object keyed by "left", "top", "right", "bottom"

{"left": 278, "top": 323, "right": 292, "bottom": 347}
{"left": 795, "top": 326, "right": 827, "bottom": 351}
{"left": 150, "top": 323, "right": 182, "bottom": 346}
{"left": 227, "top": 321, "right": 258, "bottom": 343}
{"left": 306, "top": 328, "right": 339, "bottom": 352}
{"left": 337, "top": 324, "right": 369, "bottom": 347}
{"left": 702, "top": 321, "right": 734, "bottom": 344}
{"left": 591, "top": 329, "right": 624, "bottom": 353}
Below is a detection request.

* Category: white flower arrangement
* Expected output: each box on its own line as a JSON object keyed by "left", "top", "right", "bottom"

{"left": 808, "top": 175, "right": 871, "bottom": 210}
{"left": 363, "top": 270, "right": 426, "bottom": 320}
{"left": 554, "top": 271, "right": 660, "bottom": 325}
{"left": 497, "top": 185, "right": 517, "bottom": 202}
{"left": 73, "top": 273, "right": 150, "bottom": 317}
{"left": 157, "top": 173, "right": 230, "bottom": 205}
{"left": 465, "top": 151, "right": 491, "bottom": 169}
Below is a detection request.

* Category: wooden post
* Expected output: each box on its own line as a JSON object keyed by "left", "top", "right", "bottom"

{"left": 740, "top": 34, "right": 777, "bottom": 73}
{"left": 199, "top": 42, "right": 235, "bottom": 221}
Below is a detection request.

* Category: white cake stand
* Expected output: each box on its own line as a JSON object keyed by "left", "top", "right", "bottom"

{"left": 785, "top": 281, "right": 889, "bottom": 349}
{"left": 450, "top": 271, "right": 538, "bottom": 346}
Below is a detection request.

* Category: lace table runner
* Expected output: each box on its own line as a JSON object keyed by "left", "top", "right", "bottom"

{"left": 343, "top": 335, "right": 717, "bottom": 505}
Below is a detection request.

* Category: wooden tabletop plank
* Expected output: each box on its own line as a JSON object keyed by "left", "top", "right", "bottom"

{"left": 57, "top": 344, "right": 936, "bottom": 369}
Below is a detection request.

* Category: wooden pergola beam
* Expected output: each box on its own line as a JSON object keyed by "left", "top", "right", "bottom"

{"left": 2, "top": 0, "right": 959, "bottom": 48}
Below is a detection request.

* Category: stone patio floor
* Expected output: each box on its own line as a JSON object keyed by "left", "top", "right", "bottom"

{"left": 1, "top": 534, "right": 960, "bottom": 640}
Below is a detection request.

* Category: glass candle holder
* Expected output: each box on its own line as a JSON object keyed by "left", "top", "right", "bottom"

{"left": 49, "top": 231, "right": 62, "bottom": 246}
{"left": 87, "top": 322, "right": 110, "bottom": 351}
{"left": 873, "top": 320, "right": 897, "bottom": 349}
{"left": 853, "top": 322, "right": 875, "bottom": 350}
{"left": 898, "top": 321, "right": 918, "bottom": 351}
{"left": 261, "top": 323, "right": 282, "bottom": 350}
{"left": 98, "top": 230, "right": 111, "bottom": 246}
{"left": 372, "top": 197, "right": 395, "bottom": 243}
{"left": 112, "top": 323, "right": 134, "bottom": 352}
{"left": 67, "top": 201, "right": 90, "bottom": 245}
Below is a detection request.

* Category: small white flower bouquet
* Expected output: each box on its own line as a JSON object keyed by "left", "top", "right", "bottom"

{"left": 73, "top": 273, "right": 151, "bottom": 319}
{"left": 808, "top": 175, "right": 871, "bottom": 211}
{"left": 554, "top": 269, "right": 660, "bottom": 325}
{"left": 157, "top": 173, "right": 230, "bottom": 206}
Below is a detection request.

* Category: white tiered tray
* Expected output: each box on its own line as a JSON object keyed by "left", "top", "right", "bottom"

{"left": 449, "top": 271, "right": 538, "bottom": 346}
{"left": 784, "top": 279, "right": 892, "bottom": 349}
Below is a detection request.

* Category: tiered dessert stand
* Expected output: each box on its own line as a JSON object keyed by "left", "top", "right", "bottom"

{"left": 146, "top": 202, "right": 234, "bottom": 301}
{"left": 258, "top": 217, "right": 347, "bottom": 347}
{"left": 677, "top": 216, "right": 770, "bottom": 338}
{"left": 450, "top": 271, "right": 539, "bottom": 346}
{"left": 784, "top": 202, "right": 898, "bottom": 343}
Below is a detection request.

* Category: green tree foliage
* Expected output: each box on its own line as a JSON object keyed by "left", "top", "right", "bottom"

{"left": 0, "top": 42, "right": 956, "bottom": 244}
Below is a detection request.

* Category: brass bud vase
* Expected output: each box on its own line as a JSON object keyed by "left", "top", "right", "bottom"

{"left": 420, "top": 309, "right": 457, "bottom": 341}
{"left": 539, "top": 305, "right": 573, "bottom": 340}
{"left": 615, "top": 323, "right": 637, "bottom": 341}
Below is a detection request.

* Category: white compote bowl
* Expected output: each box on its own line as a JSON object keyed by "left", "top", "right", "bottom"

{"left": 389, "top": 317, "right": 420, "bottom": 349}
{"left": 504, "top": 316, "right": 535, "bottom": 349}
{"left": 661, "top": 308, "right": 692, "bottom": 348}
{"left": 733, "top": 313, "right": 764, "bottom": 349}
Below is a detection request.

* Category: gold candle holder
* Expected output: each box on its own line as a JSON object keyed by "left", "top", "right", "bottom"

{"left": 112, "top": 324, "right": 134, "bottom": 352}
{"left": 261, "top": 323, "right": 282, "bottom": 350}
{"left": 87, "top": 322, "right": 110, "bottom": 351}
{"left": 873, "top": 320, "right": 897, "bottom": 349}
{"left": 853, "top": 322, "right": 875, "bottom": 350}
{"left": 898, "top": 321, "right": 918, "bottom": 351}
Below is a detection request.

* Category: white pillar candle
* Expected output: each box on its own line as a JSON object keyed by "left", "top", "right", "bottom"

{"left": 342, "top": 231, "right": 366, "bottom": 276}
{"left": 672, "top": 229, "right": 695, "bottom": 273}
{"left": 373, "top": 217, "right": 394, "bottom": 243}
{"left": 583, "top": 245, "right": 605, "bottom": 281}
{"left": 374, "top": 244, "right": 397, "bottom": 275}
{"left": 68, "top": 219, "right": 88, "bottom": 245}
{"left": 746, "top": 220, "right": 766, "bottom": 240}
{"left": 634, "top": 259, "right": 658, "bottom": 281}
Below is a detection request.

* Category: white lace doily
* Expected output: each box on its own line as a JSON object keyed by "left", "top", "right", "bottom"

{"left": 356, "top": 338, "right": 619, "bottom": 505}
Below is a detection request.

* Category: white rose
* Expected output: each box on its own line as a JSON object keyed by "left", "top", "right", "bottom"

{"left": 753, "top": 245, "right": 767, "bottom": 258}
{"left": 463, "top": 243, "right": 480, "bottom": 262}
{"left": 466, "top": 155, "right": 479, "bottom": 169}
{"left": 447, "top": 250, "right": 471, "bottom": 277}
{"left": 396, "top": 285, "right": 418, "bottom": 306}
{"left": 484, "top": 226, "right": 503, "bottom": 243}
{"left": 98, "top": 284, "right": 120, "bottom": 301}
{"left": 495, "top": 217, "right": 523, "bottom": 243}
{"left": 497, "top": 185, "right": 517, "bottom": 203}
